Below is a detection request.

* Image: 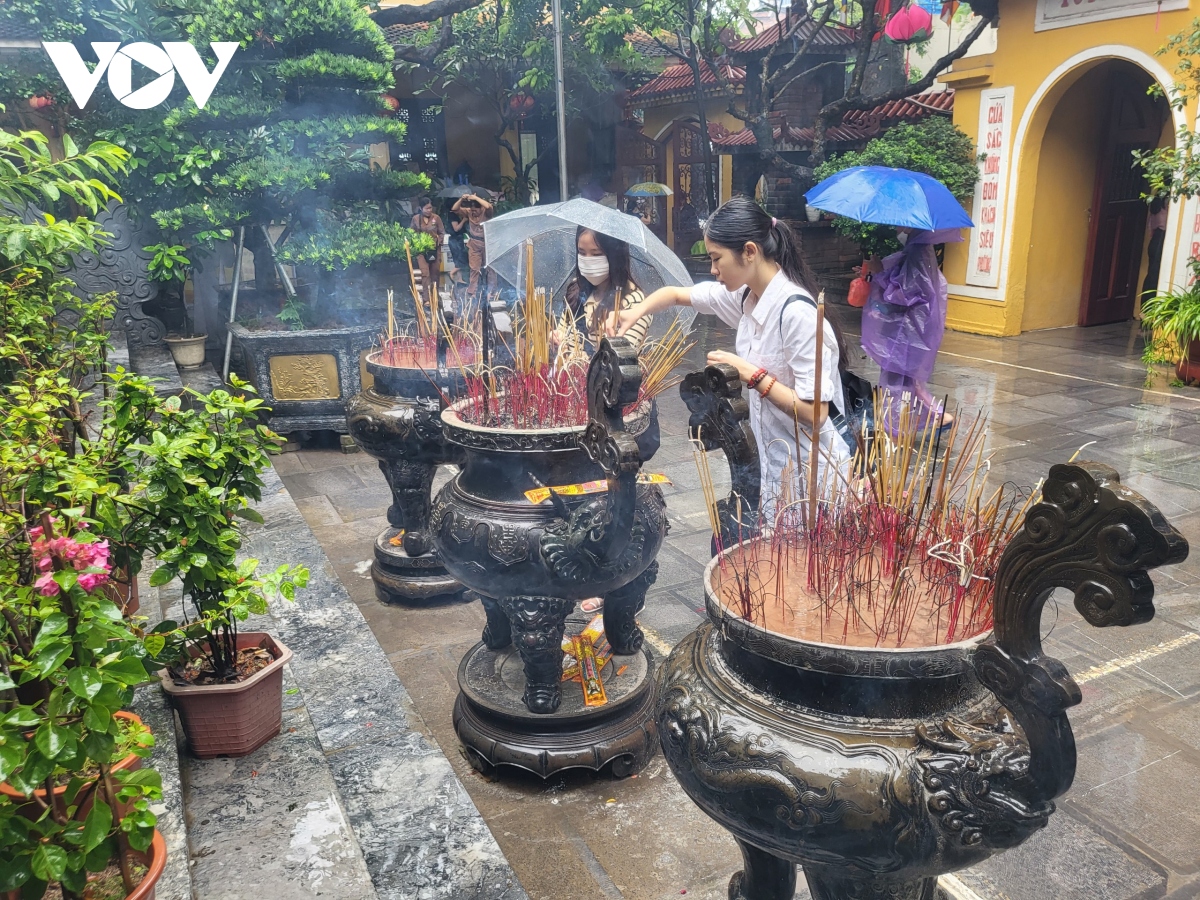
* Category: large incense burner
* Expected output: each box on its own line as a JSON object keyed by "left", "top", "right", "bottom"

{"left": 658, "top": 366, "right": 1189, "bottom": 899}
{"left": 432, "top": 337, "right": 668, "bottom": 777}
{"left": 346, "top": 340, "right": 469, "bottom": 604}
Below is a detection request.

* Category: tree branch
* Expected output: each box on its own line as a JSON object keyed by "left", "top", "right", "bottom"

{"left": 766, "top": 1, "right": 838, "bottom": 90}
{"left": 372, "top": 0, "right": 487, "bottom": 27}
{"left": 773, "top": 58, "right": 844, "bottom": 102}
{"left": 819, "top": 13, "right": 991, "bottom": 120}
{"left": 394, "top": 17, "right": 456, "bottom": 67}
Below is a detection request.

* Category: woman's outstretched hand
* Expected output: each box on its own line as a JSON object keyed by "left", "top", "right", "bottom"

{"left": 606, "top": 305, "right": 643, "bottom": 338}
{"left": 707, "top": 350, "right": 754, "bottom": 382}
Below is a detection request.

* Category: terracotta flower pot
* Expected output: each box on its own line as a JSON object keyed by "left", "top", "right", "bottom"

{"left": 0, "top": 711, "right": 145, "bottom": 821}
{"left": 0, "top": 831, "right": 164, "bottom": 900}
{"left": 159, "top": 632, "right": 291, "bottom": 759}
{"left": 1175, "top": 338, "right": 1200, "bottom": 385}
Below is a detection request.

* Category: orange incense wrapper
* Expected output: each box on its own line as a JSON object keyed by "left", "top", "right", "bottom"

{"left": 573, "top": 635, "right": 608, "bottom": 707}
{"left": 524, "top": 472, "right": 672, "bottom": 504}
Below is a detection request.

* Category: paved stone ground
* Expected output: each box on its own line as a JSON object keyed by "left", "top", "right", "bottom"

{"left": 276, "top": 313, "right": 1200, "bottom": 900}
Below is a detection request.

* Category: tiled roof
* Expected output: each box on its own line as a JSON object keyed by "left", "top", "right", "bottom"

{"left": 709, "top": 89, "right": 954, "bottom": 148}
{"left": 726, "top": 17, "right": 855, "bottom": 53}
{"left": 0, "top": 19, "right": 40, "bottom": 41}
{"left": 384, "top": 22, "right": 430, "bottom": 44}
{"left": 628, "top": 61, "right": 745, "bottom": 102}
{"left": 626, "top": 31, "right": 675, "bottom": 58}
{"left": 843, "top": 88, "right": 955, "bottom": 127}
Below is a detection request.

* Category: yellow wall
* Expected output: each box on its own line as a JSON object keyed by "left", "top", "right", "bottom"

{"left": 1021, "top": 70, "right": 1107, "bottom": 331}
{"left": 637, "top": 98, "right": 741, "bottom": 247}
{"left": 940, "top": 0, "right": 1197, "bottom": 335}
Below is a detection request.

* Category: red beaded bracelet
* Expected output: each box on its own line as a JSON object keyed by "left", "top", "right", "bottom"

{"left": 757, "top": 375, "right": 776, "bottom": 397}
{"left": 747, "top": 368, "right": 768, "bottom": 388}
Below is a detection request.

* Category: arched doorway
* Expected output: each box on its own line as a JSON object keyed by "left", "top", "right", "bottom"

{"left": 671, "top": 120, "right": 716, "bottom": 255}
{"left": 1022, "top": 60, "right": 1170, "bottom": 331}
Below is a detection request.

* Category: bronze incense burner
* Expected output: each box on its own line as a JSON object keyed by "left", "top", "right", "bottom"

{"left": 432, "top": 337, "right": 668, "bottom": 777}
{"left": 659, "top": 366, "right": 1189, "bottom": 899}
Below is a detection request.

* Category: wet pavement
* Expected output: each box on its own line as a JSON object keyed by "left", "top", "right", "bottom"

{"left": 274, "top": 314, "right": 1200, "bottom": 900}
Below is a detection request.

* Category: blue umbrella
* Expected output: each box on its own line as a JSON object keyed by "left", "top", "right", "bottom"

{"left": 804, "top": 166, "right": 974, "bottom": 231}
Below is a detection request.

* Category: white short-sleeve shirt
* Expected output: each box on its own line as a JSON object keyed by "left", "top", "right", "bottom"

{"left": 691, "top": 270, "right": 850, "bottom": 517}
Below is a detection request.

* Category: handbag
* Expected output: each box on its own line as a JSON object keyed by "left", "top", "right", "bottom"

{"left": 847, "top": 270, "right": 871, "bottom": 308}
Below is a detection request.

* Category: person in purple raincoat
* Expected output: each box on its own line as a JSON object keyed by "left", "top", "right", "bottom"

{"left": 863, "top": 227, "right": 961, "bottom": 431}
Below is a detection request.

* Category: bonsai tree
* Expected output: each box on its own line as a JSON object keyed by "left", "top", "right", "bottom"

{"left": 82, "top": 0, "right": 432, "bottom": 329}
{"left": 813, "top": 117, "right": 980, "bottom": 256}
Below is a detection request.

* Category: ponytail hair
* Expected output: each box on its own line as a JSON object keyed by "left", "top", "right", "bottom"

{"left": 703, "top": 197, "right": 849, "bottom": 372}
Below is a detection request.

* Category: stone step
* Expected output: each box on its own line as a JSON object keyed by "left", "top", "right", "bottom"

{"left": 142, "top": 465, "right": 527, "bottom": 900}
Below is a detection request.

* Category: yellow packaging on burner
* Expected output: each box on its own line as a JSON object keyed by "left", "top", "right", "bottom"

{"left": 524, "top": 472, "right": 671, "bottom": 504}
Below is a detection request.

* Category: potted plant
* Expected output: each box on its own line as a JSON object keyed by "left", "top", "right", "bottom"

{"left": 0, "top": 516, "right": 166, "bottom": 900}
{"left": 147, "top": 243, "right": 206, "bottom": 369}
{"left": 133, "top": 381, "right": 308, "bottom": 758}
{"left": 1140, "top": 256, "right": 1200, "bottom": 384}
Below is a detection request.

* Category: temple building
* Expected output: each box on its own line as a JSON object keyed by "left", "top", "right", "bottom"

{"left": 941, "top": 0, "right": 1193, "bottom": 334}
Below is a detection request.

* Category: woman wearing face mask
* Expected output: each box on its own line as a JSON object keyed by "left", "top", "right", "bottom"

{"left": 610, "top": 197, "right": 851, "bottom": 520}
{"left": 862, "top": 227, "right": 956, "bottom": 433}
{"left": 554, "top": 227, "right": 650, "bottom": 365}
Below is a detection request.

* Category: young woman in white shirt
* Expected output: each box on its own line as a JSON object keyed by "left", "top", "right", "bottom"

{"left": 609, "top": 197, "right": 851, "bottom": 519}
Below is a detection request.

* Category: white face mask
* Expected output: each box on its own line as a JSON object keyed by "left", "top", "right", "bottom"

{"left": 577, "top": 254, "right": 610, "bottom": 286}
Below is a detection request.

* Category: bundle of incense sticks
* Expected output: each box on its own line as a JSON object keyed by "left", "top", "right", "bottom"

{"left": 699, "top": 391, "right": 1047, "bottom": 649}
{"left": 376, "top": 287, "right": 479, "bottom": 369}
{"left": 453, "top": 235, "right": 693, "bottom": 428}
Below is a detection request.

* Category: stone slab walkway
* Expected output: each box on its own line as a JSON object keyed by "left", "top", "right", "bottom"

{"left": 277, "top": 314, "right": 1200, "bottom": 900}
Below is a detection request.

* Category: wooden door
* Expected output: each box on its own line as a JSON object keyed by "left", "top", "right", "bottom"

{"left": 673, "top": 122, "right": 713, "bottom": 255}
{"left": 1079, "top": 73, "right": 1162, "bottom": 326}
{"left": 615, "top": 126, "right": 666, "bottom": 243}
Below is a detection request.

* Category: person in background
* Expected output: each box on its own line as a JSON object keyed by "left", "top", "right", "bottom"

{"left": 554, "top": 226, "right": 651, "bottom": 614}
{"left": 554, "top": 227, "right": 651, "bottom": 365}
{"left": 610, "top": 196, "right": 851, "bottom": 523}
{"left": 863, "top": 228, "right": 958, "bottom": 434}
{"left": 451, "top": 191, "right": 494, "bottom": 311}
{"left": 409, "top": 196, "right": 445, "bottom": 306}
{"left": 1142, "top": 197, "right": 1168, "bottom": 302}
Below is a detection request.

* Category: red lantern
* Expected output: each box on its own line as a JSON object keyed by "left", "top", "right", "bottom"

{"left": 884, "top": 3, "right": 934, "bottom": 42}
{"left": 380, "top": 94, "right": 400, "bottom": 116}
{"left": 27, "top": 94, "right": 52, "bottom": 110}
{"left": 508, "top": 91, "right": 535, "bottom": 119}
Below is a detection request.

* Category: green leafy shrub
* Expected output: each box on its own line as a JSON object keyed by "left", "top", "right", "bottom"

{"left": 813, "top": 117, "right": 981, "bottom": 257}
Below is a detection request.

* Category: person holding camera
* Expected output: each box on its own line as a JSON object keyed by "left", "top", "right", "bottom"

{"left": 450, "top": 191, "right": 494, "bottom": 311}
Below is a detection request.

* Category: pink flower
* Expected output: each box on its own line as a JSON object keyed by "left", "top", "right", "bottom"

{"left": 35, "top": 572, "right": 59, "bottom": 597}
{"left": 77, "top": 572, "right": 109, "bottom": 592}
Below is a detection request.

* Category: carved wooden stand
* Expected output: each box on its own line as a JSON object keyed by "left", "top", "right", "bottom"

{"left": 433, "top": 338, "right": 668, "bottom": 778}
{"left": 346, "top": 353, "right": 468, "bottom": 605}
{"left": 661, "top": 366, "right": 1190, "bottom": 899}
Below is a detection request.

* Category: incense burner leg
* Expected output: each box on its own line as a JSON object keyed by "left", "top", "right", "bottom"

{"left": 603, "top": 561, "right": 657, "bottom": 655}
{"left": 480, "top": 595, "right": 512, "bottom": 650}
{"left": 803, "top": 868, "right": 936, "bottom": 900}
{"left": 497, "top": 595, "right": 573, "bottom": 714}
{"left": 379, "top": 457, "right": 436, "bottom": 551}
{"left": 727, "top": 839, "right": 795, "bottom": 900}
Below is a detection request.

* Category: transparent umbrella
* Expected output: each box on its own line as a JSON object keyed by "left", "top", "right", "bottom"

{"left": 483, "top": 198, "right": 694, "bottom": 339}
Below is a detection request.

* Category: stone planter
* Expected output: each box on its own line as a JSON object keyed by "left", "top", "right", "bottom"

{"left": 655, "top": 462, "right": 1188, "bottom": 899}
{"left": 230, "top": 323, "right": 377, "bottom": 434}
{"left": 431, "top": 338, "right": 668, "bottom": 778}
{"left": 346, "top": 352, "right": 469, "bottom": 604}
{"left": 160, "top": 631, "right": 291, "bottom": 759}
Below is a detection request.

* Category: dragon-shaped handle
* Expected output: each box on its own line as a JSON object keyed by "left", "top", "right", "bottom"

{"left": 975, "top": 462, "right": 1188, "bottom": 804}
{"left": 560, "top": 335, "right": 643, "bottom": 562}
{"left": 679, "top": 363, "right": 761, "bottom": 544}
